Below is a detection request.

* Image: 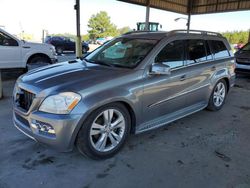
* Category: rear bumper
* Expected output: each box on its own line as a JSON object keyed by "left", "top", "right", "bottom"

{"left": 13, "top": 108, "right": 83, "bottom": 152}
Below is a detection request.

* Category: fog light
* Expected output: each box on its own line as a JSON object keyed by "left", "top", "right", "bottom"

{"left": 31, "top": 119, "right": 56, "bottom": 135}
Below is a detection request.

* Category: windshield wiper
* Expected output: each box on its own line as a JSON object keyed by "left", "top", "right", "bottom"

{"left": 84, "top": 59, "right": 114, "bottom": 67}
{"left": 82, "top": 58, "right": 91, "bottom": 63}
{"left": 83, "top": 58, "right": 131, "bottom": 68}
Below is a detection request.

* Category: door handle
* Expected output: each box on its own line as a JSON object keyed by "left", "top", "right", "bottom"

{"left": 180, "top": 75, "right": 186, "bottom": 81}
{"left": 211, "top": 66, "right": 216, "bottom": 71}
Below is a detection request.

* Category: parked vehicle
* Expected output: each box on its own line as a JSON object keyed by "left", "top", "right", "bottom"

{"left": 95, "top": 38, "right": 106, "bottom": 45}
{"left": 235, "top": 42, "right": 244, "bottom": 50}
{"left": 235, "top": 42, "right": 250, "bottom": 74}
{"left": 0, "top": 28, "right": 57, "bottom": 69}
{"left": 137, "top": 22, "right": 162, "bottom": 31}
{"left": 45, "top": 36, "right": 89, "bottom": 55}
{"left": 13, "top": 30, "right": 235, "bottom": 159}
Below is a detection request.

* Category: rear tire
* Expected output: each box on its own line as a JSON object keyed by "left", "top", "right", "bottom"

{"left": 76, "top": 103, "right": 131, "bottom": 160}
{"left": 207, "top": 79, "right": 227, "bottom": 111}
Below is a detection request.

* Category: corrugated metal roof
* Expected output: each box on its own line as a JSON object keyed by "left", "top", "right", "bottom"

{"left": 118, "top": 0, "right": 250, "bottom": 14}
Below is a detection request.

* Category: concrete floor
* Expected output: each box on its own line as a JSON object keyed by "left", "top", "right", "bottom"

{"left": 0, "top": 71, "right": 250, "bottom": 188}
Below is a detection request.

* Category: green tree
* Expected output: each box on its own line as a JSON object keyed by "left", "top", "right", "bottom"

{"left": 221, "top": 30, "right": 249, "bottom": 44}
{"left": 81, "top": 34, "right": 89, "bottom": 41}
{"left": 87, "top": 11, "right": 118, "bottom": 39}
{"left": 118, "top": 26, "right": 131, "bottom": 35}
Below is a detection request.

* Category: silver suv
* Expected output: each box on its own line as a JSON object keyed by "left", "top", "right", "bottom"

{"left": 13, "top": 30, "right": 235, "bottom": 159}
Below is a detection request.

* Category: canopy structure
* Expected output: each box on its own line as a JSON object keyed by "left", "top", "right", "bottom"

{"left": 118, "top": 0, "right": 250, "bottom": 15}
{"left": 117, "top": 0, "right": 250, "bottom": 30}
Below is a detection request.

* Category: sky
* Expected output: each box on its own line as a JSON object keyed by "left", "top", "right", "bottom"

{"left": 0, "top": 0, "right": 250, "bottom": 41}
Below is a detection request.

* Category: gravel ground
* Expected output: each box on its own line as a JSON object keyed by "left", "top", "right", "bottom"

{"left": 0, "top": 73, "right": 250, "bottom": 188}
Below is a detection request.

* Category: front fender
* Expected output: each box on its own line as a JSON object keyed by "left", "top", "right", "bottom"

{"left": 23, "top": 48, "right": 54, "bottom": 66}
{"left": 69, "top": 87, "right": 142, "bottom": 149}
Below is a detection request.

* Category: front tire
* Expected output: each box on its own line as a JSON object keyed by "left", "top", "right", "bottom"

{"left": 76, "top": 103, "right": 131, "bottom": 160}
{"left": 207, "top": 79, "right": 227, "bottom": 111}
{"left": 82, "top": 47, "right": 87, "bottom": 54}
{"left": 26, "top": 56, "right": 51, "bottom": 71}
{"left": 56, "top": 47, "right": 63, "bottom": 55}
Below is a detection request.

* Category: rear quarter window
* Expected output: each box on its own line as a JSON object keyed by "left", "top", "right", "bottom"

{"left": 209, "top": 40, "right": 230, "bottom": 59}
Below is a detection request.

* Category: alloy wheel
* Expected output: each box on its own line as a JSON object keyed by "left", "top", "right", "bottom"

{"left": 213, "top": 82, "right": 226, "bottom": 107}
{"left": 89, "top": 109, "right": 126, "bottom": 152}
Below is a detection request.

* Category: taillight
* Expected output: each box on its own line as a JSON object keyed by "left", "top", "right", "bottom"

{"left": 232, "top": 61, "right": 236, "bottom": 72}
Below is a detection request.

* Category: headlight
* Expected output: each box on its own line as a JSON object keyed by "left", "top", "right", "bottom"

{"left": 39, "top": 92, "right": 81, "bottom": 114}
{"left": 50, "top": 46, "right": 56, "bottom": 55}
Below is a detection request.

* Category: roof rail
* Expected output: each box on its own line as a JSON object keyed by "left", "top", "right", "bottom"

{"left": 168, "top": 30, "right": 222, "bottom": 37}
{"left": 123, "top": 30, "right": 157, "bottom": 35}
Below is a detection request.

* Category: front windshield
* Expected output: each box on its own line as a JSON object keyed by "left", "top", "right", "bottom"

{"left": 85, "top": 37, "right": 158, "bottom": 68}
{"left": 241, "top": 42, "right": 250, "bottom": 51}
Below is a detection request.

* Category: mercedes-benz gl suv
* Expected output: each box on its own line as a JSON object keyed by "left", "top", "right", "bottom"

{"left": 13, "top": 30, "right": 235, "bottom": 159}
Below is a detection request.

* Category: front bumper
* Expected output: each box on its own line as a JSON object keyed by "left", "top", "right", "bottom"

{"left": 236, "top": 63, "right": 250, "bottom": 70}
{"left": 235, "top": 63, "right": 250, "bottom": 74}
{"left": 51, "top": 57, "right": 58, "bottom": 64}
{"left": 13, "top": 108, "right": 82, "bottom": 151}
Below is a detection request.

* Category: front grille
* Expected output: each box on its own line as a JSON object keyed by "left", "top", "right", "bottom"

{"left": 237, "top": 58, "right": 250, "bottom": 65}
{"left": 17, "top": 89, "right": 36, "bottom": 111}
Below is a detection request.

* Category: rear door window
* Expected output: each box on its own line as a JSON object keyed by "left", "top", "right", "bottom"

{"left": 209, "top": 40, "right": 230, "bottom": 59}
{"left": 155, "top": 40, "right": 185, "bottom": 69}
{"left": 186, "top": 40, "right": 207, "bottom": 64}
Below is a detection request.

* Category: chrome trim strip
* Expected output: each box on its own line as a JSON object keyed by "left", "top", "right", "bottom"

{"left": 148, "top": 83, "right": 210, "bottom": 108}
{"left": 137, "top": 104, "right": 207, "bottom": 134}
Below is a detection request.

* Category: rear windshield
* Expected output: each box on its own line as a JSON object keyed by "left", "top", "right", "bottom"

{"left": 241, "top": 42, "right": 250, "bottom": 51}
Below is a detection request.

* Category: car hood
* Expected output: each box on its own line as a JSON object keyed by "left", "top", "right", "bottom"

{"left": 23, "top": 41, "right": 52, "bottom": 49}
{"left": 19, "top": 60, "right": 130, "bottom": 94}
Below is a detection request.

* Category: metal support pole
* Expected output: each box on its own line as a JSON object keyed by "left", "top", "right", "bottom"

{"left": 248, "top": 29, "right": 250, "bottom": 42}
{"left": 187, "top": 0, "right": 193, "bottom": 32}
{"left": 145, "top": 0, "right": 150, "bottom": 31}
{"left": 74, "top": 0, "right": 82, "bottom": 58}
{"left": 42, "top": 29, "right": 47, "bottom": 43}
{"left": 0, "top": 70, "right": 2, "bottom": 99}
{"left": 187, "top": 13, "right": 191, "bottom": 32}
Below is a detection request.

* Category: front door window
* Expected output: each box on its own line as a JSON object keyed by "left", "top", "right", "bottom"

{"left": 0, "top": 32, "right": 18, "bottom": 46}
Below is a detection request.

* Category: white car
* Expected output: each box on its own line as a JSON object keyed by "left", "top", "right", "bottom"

{"left": 0, "top": 28, "right": 57, "bottom": 69}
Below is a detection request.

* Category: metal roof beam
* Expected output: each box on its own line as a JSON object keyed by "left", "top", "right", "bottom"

{"left": 117, "top": 0, "right": 250, "bottom": 15}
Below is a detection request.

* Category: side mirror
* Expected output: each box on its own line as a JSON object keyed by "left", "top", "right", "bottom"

{"left": 150, "top": 63, "right": 171, "bottom": 75}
